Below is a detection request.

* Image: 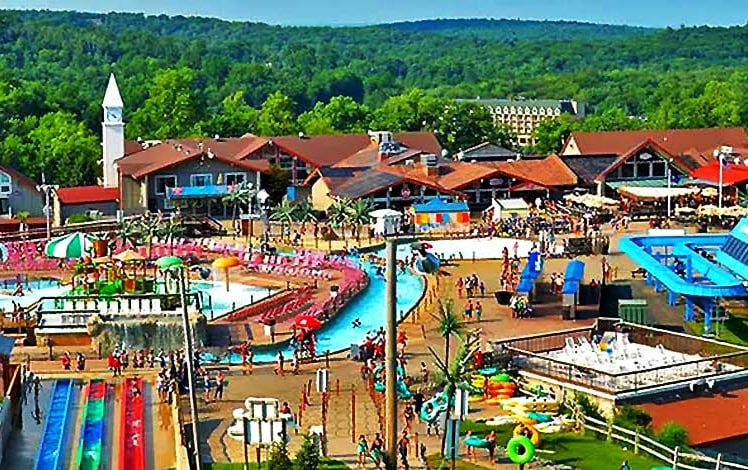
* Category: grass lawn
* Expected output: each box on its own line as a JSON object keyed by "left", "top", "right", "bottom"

{"left": 456, "top": 421, "right": 665, "bottom": 470}
{"left": 199, "top": 459, "right": 349, "bottom": 469}
{"left": 688, "top": 316, "right": 748, "bottom": 346}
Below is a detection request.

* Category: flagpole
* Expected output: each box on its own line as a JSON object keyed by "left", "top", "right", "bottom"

{"left": 666, "top": 162, "right": 672, "bottom": 220}
{"left": 719, "top": 154, "right": 724, "bottom": 210}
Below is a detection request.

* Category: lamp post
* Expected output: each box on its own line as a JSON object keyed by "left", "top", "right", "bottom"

{"left": 384, "top": 239, "right": 398, "bottom": 468}
{"left": 36, "top": 174, "right": 58, "bottom": 240}
{"left": 176, "top": 267, "right": 202, "bottom": 470}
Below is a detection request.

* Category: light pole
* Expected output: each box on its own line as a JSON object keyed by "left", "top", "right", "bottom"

{"left": 176, "top": 267, "right": 202, "bottom": 470}
{"left": 384, "top": 239, "right": 398, "bottom": 468}
{"left": 36, "top": 174, "right": 58, "bottom": 240}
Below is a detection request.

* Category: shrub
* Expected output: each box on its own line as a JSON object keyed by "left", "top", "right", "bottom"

{"left": 267, "top": 440, "right": 292, "bottom": 470}
{"left": 574, "top": 392, "right": 604, "bottom": 420}
{"left": 614, "top": 405, "right": 653, "bottom": 432}
{"left": 293, "top": 434, "right": 320, "bottom": 470}
{"left": 658, "top": 422, "right": 689, "bottom": 448}
{"left": 66, "top": 213, "right": 93, "bottom": 224}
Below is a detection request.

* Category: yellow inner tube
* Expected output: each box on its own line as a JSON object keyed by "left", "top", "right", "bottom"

{"left": 513, "top": 424, "right": 541, "bottom": 446}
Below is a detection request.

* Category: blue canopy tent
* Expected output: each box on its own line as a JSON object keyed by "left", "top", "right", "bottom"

{"left": 516, "top": 251, "right": 544, "bottom": 299}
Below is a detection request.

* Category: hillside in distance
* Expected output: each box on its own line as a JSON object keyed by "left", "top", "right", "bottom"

{"left": 381, "top": 18, "right": 653, "bottom": 41}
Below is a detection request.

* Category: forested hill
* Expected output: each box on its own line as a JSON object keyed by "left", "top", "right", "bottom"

{"left": 381, "top": 18, "right": 652, "bottom": 41}
{"left": 0, "top": 9, "right": 747, "bottom": 188}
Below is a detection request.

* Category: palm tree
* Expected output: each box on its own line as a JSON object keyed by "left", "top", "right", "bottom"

{"left": 138, "top": 212, "right": 163, "bottom": 259}
{"left": 347, "top": 198, "right": 373, "bottom": 243}
{"left": 222, "top": 181, "right": 255, "bottom": 236}
{"left": 158, "top": 214, "right": 187, "bottom": 254}
{"left": 270, "top": 196, "right": 296, "bottom": 242}
{"left": 118, "top": 218, "right": 142, "bottom": 249}
{"left": 428, "top": 333, "right": 480, "bottom": 459}
{"left": 431, "top": 298, "right": 465, "bottom": 364}
{"left": 292, "top": 198, "right": 317, "bottom": 229}
{"left": 327, "top": 197, "right": 353, "bottom": 242}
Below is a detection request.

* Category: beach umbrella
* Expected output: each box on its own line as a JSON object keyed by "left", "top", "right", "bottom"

{"left": 212, "top": 256, "right": 242, "bottom": 292}
{"left": 155, "top": 255, "right": 184, "bottom": 270}
{"left": 44, "top": 232, "right": 93, "bottom": 259}
{"left": 294, "top": 315, "right": 322, "bottom": 330}
{"left": 113, "top": 249, "right": 145, "bottom": 262}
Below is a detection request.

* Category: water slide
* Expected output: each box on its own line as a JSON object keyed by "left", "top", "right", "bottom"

{"left": 34, "top": 379, "right": 74, "bottom": 470}
{"left": 619, "top": 234, "right": 746, "bottom": 297}
{"left": 76, "top": 379, "right": 107, "bottom": 470}
{"left": 119, "top": 378, "right": 146, "bottom": 470}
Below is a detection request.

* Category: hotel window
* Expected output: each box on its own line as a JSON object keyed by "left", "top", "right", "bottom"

{"left": 0, "top": 172, "right": 11, "bottom": 195}
{"left": 154, "top": 175, "right": 177, "bottom": 195}
{"left": 225, "top": 172, "right": 247, "bottom": 186}
{"left": 190, "top": 173, "right": 213, "bottom": 187}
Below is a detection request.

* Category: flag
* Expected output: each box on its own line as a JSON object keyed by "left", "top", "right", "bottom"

{"left": 670, "top": 173, "right": 682, "bottom": 184}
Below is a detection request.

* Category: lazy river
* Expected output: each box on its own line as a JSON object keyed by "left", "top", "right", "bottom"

{"left": 219, "top": 260, "right": 425, "bottom": 364}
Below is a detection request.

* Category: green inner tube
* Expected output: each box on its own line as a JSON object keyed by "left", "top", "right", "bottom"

{"left": 489, "top": 373, "right": 514, "bottom": 383}
{"left": 506, "top": 436, "right": 535, "bottom": 465}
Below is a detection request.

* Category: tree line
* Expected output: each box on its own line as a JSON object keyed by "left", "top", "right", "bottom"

{"left": 1, "top": 10, "right": 748, "bottom": 186}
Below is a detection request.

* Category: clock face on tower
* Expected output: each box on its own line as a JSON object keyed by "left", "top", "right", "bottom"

{"left": 105, "top": 108, "right": 122, "bottom": 123}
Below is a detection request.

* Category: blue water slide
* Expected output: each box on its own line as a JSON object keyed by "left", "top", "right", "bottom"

{"left": 562, "top": 260, "right": 585, "bottom": 295}
{"left": 619, "top": 234, "right": 746, "bottom": 298}
{"left": 34, "top": 379, "right": 74, "bottom": 470}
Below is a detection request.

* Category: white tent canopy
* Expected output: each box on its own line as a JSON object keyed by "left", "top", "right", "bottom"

{"left": 618, "top": 186, "right": 698, "bottom": 200}
{"left": 563, "top": 193, "right": 620, "bottom": 208}
{"left": 485, "top": 198, "right": 529, "bottom": 221}
{"left": 369, "top": 209, "right": 402, "bottom": 236}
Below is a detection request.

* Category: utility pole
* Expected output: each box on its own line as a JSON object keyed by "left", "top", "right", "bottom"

{"left": 384, "top": 240, "right": 398, "bottom": 468}
{"left": 178, "top": 268, "right": 202, "bottom": 470}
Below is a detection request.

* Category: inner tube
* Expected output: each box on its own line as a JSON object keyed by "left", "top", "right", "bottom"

{"left": 489, "top": 373, "right": 514, "bottom": 383}
{"left": 506, "top": 436, "right": 535, "bottom": 465}
{"left": 478, "top": 367, "right": 498, "bottom": 376}
{"left": 513, "top": 424, "right": 542, "bottom": 446}
{"left": 527, "top": 411, "right": 553, "bottom": 423}
{"left": 463, "top": 436, "right": 491, "bottom": 448}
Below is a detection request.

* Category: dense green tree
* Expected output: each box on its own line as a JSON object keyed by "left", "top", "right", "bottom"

{"left": 532, "top": 114, "right": 582, "bottom": 154}
{"left": 257, "top": 91, "right": 298, "bottom": 136}
{"left": 128, "top": 67, "right": 201, "bottom": 139}
{"left": 292, "top": 434, "right": 321, "bottom": 470}
{"left": 427, "top": 101, "right": 503, "bottom": 152}
{"left": 203, "top": 91, "right": 258, "bottom": 137}
{"left": 298, "top": 96, "right": 370, "bottom": 134}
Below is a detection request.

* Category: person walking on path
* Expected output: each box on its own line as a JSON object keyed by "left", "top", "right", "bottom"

{"left": 356, "top": 434, "right": 369, "bottom": 468}
{"left": 274, "top": 351, "right": 284, "bottom": 376}
{"left": 398, "top": 430, "right": 411, "bottom": 470}
{"left": 214, "top": 370, "right": 225, "bottom": 401}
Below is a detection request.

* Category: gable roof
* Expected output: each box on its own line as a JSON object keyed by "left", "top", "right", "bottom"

{"left": 117, "top": 137, "right": 270, "bottom": 179}
{"left": 562, "top": 155, "right": 620, "bottom": 186}
{"left": 563, "top": 127, "right": 748, "bottom": 157}
{"left": 0, "top": 164, "right": 38, "bottom": 190}
{"left": 488, "top": 154, "right": 577, "bottom": 187}
{"left": 271, "top": 132, "right": 442, "bottom": 168}
{"left": 56, "top": 185, "right": 119, "bottom": 204}
{"left": 460, "top": 142, "right": 516, "bottom": 160}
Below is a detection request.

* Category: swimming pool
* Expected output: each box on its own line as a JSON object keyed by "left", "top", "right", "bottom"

{"left": 189, "top": 281, "right": 277, "bottom": 318}
{"left": 218, "top": 260, "right": 426, "bottom": 364}
{"left": 376, "top": 237, "right": 535, "bottom": 260}
{"left": 0, "top": 277, "right": 67, "bottom": 312}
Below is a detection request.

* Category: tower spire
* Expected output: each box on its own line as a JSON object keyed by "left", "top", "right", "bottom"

{"left": 102, "top": 73, "right": 124, "bottom": 108}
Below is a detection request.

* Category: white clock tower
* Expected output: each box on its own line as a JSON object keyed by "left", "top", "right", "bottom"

{"left": 102, "top": 73, "right": 125, "bottom": 188}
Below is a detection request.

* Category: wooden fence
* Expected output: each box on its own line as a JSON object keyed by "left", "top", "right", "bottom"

{"left": 580, "top": 414, "right": 748, "bottom": 470}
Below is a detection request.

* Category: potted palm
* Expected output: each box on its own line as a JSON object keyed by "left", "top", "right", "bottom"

{"left": 92, "top": 233, "right": 111, "bottom": 257}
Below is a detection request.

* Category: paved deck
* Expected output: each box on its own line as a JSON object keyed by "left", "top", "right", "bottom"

{"left": 642, "top": 388, "right": 748, "bottom": 445}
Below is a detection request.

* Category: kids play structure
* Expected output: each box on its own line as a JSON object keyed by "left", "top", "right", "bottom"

{"left": 619, "top": 219, "right": 748, "bottom": 334}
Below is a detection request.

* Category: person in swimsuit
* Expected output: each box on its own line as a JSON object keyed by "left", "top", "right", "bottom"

{"left": 356, "top": 434, "right": 369, "bottom": 467}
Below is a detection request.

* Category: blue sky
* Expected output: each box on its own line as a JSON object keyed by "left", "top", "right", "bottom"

{"left": 2, "top": 0, "right": 747, "bottom": 27}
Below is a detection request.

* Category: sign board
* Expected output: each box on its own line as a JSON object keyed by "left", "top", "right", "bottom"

{"left": 243, "top": 417, "right": 287, "bottom": 445}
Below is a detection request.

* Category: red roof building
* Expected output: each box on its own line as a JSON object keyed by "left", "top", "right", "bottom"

{"left": 55, "top": 186, "right": 120, "bottom": 204}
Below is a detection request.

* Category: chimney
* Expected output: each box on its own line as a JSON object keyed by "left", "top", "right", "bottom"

{"left": 368, "top": 130, "right": 394, "bottom": 145}
{"left": 421, "top": 154, "right": 439, "bottom": 177}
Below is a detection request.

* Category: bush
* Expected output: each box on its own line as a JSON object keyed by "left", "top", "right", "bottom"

{"left": 293, "top": 434, "right": 320, "bottom": 470}
{"left": 267, "top": 440, "right": 292, "bottom": 470}
{"left": 66, "top": 213, "right": 93, "bottom": 224}
{"left": 658, "top": 422, "right": 689, "bottom": 448}
{"left": 574, "top": 392, "right": 604, "bottom": 420}
{"left": 614, "top": 405, "right": 653, "bottom": 432}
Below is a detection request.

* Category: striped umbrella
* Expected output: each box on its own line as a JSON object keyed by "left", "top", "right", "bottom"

{"left": 44, "top": 232, "right": 94, "bottom": 259}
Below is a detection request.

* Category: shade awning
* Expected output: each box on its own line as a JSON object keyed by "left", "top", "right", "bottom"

{"left": 691, "top": 161, "right": 748, "bottom": 186}
{"left": 167, "top": 185, "right": 231, "bottom": 199}
{"left": 618, "top": 186, "right": 699, "bottom": 200}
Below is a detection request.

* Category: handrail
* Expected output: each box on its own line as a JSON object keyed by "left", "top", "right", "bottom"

{"left": 579, "top": 412, "right": 748, "bottom": 470}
